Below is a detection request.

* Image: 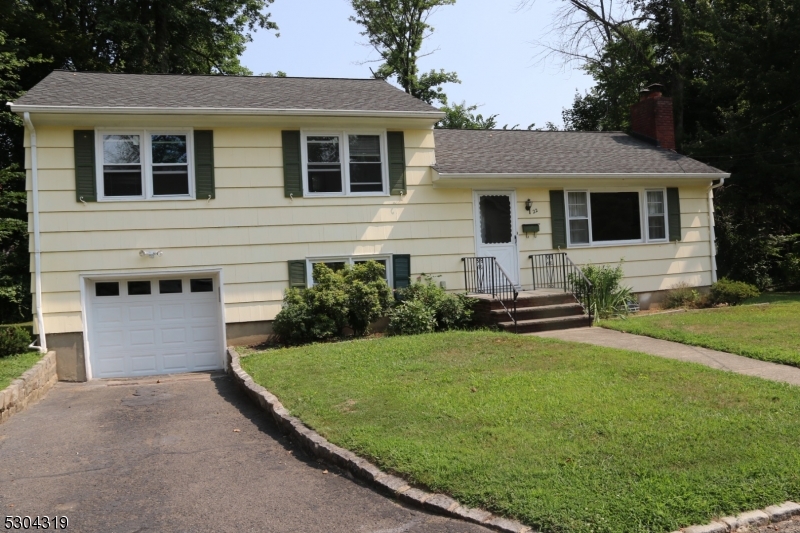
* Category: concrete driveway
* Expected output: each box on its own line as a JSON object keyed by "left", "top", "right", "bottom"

{"left": 0, "top": 372, "right": 491, "bottom": 533}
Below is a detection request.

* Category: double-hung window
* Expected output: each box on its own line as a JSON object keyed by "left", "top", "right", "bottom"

{"left": 96, "top": 130, "right": 194, "bottom": 201}
{"left": 565, "top": 189, "right": 669, "bottom": 246}
{"left": 302, "top": 131, "right": 388, "bottom": 196}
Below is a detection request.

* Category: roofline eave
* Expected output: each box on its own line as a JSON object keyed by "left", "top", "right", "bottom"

{"left": 432, "top": 170, "right": 730, "bottom": 180}
{"left": 9, "top": 103, "right": 445, "bottom": 120}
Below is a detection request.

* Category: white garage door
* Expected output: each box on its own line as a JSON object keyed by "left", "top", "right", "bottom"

{"left": 87, "top": 275, "right": 223, "bottom": 379}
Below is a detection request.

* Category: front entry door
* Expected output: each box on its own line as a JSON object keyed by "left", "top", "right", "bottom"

{"left": 474, "top": 191, "right": 519, "bottom": 286}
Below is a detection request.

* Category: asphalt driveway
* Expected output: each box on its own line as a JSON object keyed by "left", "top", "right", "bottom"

{"left": 0, "top": 372, "right": 491, "bottom": 533}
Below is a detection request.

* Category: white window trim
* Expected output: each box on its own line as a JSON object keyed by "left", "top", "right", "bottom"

{"left": 300, "top": 130, "right": 390, "bottom": 197}
{"left": 95, "top": 128, "right": 195, "bottom": 202}
{"left": 564, "top": 188, "right": 670, "bottom": 248}
{"left": 306, "top": 254, "right": 394, "bottom": 287}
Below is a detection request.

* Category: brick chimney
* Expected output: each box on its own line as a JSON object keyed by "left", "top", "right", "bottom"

{"left": 630, "top": 83, "right": 676, "bottom": 150}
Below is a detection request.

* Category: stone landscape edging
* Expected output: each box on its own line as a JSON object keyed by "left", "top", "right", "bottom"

{"left": 0, "top": 351, "right": 57, "bottom": 424}
{"left": 227, "top": 347, "right": 800, "bottom": 533}
{"left": 226, "top": 347, "right": 533, "bottom": 533}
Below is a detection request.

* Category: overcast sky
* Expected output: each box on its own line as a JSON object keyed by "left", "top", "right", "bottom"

{"left": 240, "top": 0, "right": 595, "bottom": 129}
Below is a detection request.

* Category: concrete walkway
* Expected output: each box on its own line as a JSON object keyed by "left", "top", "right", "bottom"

{"left": 533, "top": 327, "right": 800, "bottom": 386}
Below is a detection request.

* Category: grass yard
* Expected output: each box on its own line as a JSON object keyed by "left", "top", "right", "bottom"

{"left": 0, "top": 351, "right": 42, "bottom": 390}
{"left": 240, "top": 331, "right": 800, "bottom": 533}
{"left": 602, "top": 293, "right": 800, "bottom": 367}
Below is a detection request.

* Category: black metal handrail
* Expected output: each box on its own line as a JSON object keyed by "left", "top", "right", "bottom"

{"left": 529, "top": 253, "right": 594, "bottom": 321}
{"left": 462, "top": 257, "right": 519, "bottom": 331}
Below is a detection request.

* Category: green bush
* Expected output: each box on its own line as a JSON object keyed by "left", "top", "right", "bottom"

{"left": 395, "top": 276, "right": 474, "bottom": 331}
{"left": 573, "top": 262, "right": 635, "bottom": 320}
{"left": 387, "top": 299, "right": 436, "bottom": 335}
{"left": 663, "top": 282, "right": 700, "bottom": 309}
{"left": 0, "top": 325, "right": 32, "bottom": 357}
{"left": 273, "top": 261, "right": 392, "bottom": 345}
{"left": 710, "top": 278, "right": 760, "bottom": 305}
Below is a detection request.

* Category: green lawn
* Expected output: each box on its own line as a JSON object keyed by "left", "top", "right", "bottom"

{"left": 602, "top": 293, "right": 800, "bottom": 367}
{"left": 240, "top": 331, "right": 800, "bottom": 533}
{"left": 0, "top": 351, "right": 42, "bottom": 390}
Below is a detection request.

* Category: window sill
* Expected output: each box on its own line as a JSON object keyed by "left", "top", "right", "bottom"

{"left": 568, "top": 239, "right": 673, "bottom": 249}
{"left": 97, "top": 195, "right": 197, "bottom": 203}
{"left": 303, "top": 192, "right": 391, "bottom": 198}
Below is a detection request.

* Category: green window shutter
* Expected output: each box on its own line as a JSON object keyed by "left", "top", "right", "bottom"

{"left": 393, "top": 254, "right": 411, "bottom": 289}
{"left": 288, "top": 260, "right": 307, "bottom": 288}
{"left": 667, "top": 187, "right": 681, "bottom": 241}
{"left": 194, "top": 130, "right": 215, "bottom": 200}
{"left": 282, "top": 131, "right": 303, "bottom": 198}
{"left": 73, "top": 130, "right": 97, "bottom": 202}
{"left": 549, "top": 190, "right": 567, "bottom": 249}
{"left": 387, "top": 131, "right": 406, "bottom": 195}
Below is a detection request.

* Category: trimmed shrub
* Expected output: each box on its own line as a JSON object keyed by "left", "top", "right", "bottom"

{"left": 0, "top": 325, "right": 32, "bottom": 357}
{"left": 710, "top": 278, "right": 760, "bottom": 305}
{"left": 272, "top": 261, "right": 393, "bottom": 345}
{"left": 387, "top": 299, "right": 436, "bottom": 335}
{"left": 395, "top": 276, "right": 474, "bottom": 331}
{"left": 663, "top": 282, "right": 700, "bottom": 309}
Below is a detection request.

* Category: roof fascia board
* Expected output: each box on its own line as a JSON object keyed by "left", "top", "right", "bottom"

{"left": 433, "top": 171, "right": 730, "bottom": 180}
{"left": 9, "top": 103, "right": 445, "bottom": 120}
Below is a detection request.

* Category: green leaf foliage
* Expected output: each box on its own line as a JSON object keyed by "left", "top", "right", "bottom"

{"left": 709, "top": 278, "right": 760, "bottom": 306}
{"left": 349, "top": 0, "right": 459, "bottom": 104}
{"left": 273, "top": 261, "right": 394, "bottom": 345}
{"left": 0, "top": 325, "right": 32, "bottom": 357}
{"left": 392, "top": 275, "right": 474, "bottom": 332}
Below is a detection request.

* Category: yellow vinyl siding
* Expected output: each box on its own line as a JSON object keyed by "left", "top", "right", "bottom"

{"left": 28, "top": 123, "right": 716, "bottom": 334}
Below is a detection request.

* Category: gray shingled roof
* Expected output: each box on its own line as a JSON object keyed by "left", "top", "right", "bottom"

{"left": 433, "top": 129, "right": 723, "bottom": 175}
{"left": 12, "top": 71, "right": 441, "bottom": 115}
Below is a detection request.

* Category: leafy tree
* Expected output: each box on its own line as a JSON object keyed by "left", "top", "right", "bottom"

{"left": 350, "top": 0, "right": 460, "bottom": 104}
{"left": 436, "top": 101, "right": 498, "bottom": 129}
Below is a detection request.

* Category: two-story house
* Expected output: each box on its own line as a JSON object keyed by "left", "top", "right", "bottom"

{"left": 11, "top": 71, "right": 727, "bottom": 381}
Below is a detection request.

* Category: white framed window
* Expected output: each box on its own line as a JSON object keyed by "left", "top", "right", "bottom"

{"left": 301, "top": 131, "right": 389, "bottom": 196}
{"left": 306, "top": 255, "right": 393, "bottom": 287}
{"left": 95, "top": 129, "right": 194, "bottom": 201}
{"left": 565, "top": 188, "right": 669, "bottom": 247}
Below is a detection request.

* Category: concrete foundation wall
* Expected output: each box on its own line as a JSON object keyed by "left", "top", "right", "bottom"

{"left": 47, "top": 332, "right": 86, "bottom": 382}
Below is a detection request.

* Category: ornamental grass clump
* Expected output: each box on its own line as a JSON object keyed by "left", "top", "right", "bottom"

{"left": 574, "top": 262, "right": 635, "bottom": 320}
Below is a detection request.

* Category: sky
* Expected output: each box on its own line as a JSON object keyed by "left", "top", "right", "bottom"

{"left": 240, "top": 0, "right": 595, "bottom": 129}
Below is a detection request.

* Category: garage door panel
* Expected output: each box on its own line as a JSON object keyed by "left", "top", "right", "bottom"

{"left": 162, "top": 352, "right": 190, "bottom": 371}
{"left": 95, "top": 330, "right": 125, "bottom": 348}
{"left": 161, "top": 327, "right": 187, "bottom": 344}
{"left": 129, "top": 329, "right": 156, "bottom": 346}
{"left": 192, "top": 325, "right": 218, "bottom": 342}
{"left": 94, "top": 306, "right": 123, "bottom": 325}
{"left": 193, "top": 351, "right": 221, "bottom": 370}
{"left": 160, "top": 304, "right": 186, "bottom": 320}
{"left": 88, "top": 276, "right": 223, "bottom": 379}
{"left": 128, "top": 305, "right": 155, "bottom": 322}
{"left": 191, "top": 302, "right": 217, "bottom": 319}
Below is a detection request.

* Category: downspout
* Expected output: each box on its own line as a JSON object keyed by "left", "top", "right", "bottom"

{"left": 22, "top": 112, "right": 47, "bottom": 353}
{"left": 707, "top": 177, "right": 726, "bottom": 284}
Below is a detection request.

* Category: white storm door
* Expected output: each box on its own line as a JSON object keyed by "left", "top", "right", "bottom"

{"left": 473, "top": 191, "right": 519, "bottom": 286}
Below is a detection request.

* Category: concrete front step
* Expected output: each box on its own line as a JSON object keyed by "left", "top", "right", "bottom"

{"left": 491, "top": 303, "right": 585, "bottom": 321}
{"left": 488, "top": 292, "right": 577, "bottom": 310}
{"left": 498, "top": 315, "right": 593, "bottom": 333}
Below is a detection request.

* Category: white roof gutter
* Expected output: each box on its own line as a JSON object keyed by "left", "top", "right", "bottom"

{"left": 22, "top": 112, "right": 47, "bottom": 353}
{"left": 9, "top": 103, "right": 445, "bottom": 120}
{"left": 433, "top": 171, "right": 731, "bottom": 180}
